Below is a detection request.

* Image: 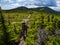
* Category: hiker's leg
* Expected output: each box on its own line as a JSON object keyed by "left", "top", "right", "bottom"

{"left": 23, "top": 36, "right": 26, "bottom": 41}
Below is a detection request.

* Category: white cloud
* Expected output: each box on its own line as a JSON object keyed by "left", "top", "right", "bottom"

{"left": 10, "top": 3, "right": 21, "bottom": 7}
{"left": 0, "top": 0, "right": 57, "bottom": 10}
{"left": 50, "top": 7, "right": 60, "bottom": 11}
{"left": 25, "top": 5, "right": 39, "bottom": 8}
{"left": 56, "top": 1, "right": 60, "bottom": 6}
{"left": 0, "top": 4, "right": 1, "bottom": 6}
{"left": 1, "top": 0, "right": 14, "bottom": 3}
{"left": 1, "top": 3, "right": 22, "bottom": 10}
{"left": 1, "top": 3, "right": 39, "bottom": 10}
{"left": 17, "top": 0, "right": 25, "bottom": 2}
{"left": 1, "top": 0, "right": 9, "bottom": 2}
{"left": 50, "top": 0, "right": 60, "bottom": 11}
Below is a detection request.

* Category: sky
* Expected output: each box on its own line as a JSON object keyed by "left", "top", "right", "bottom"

{"left": 0, "top": 0, "right": 60, "bottom": 11}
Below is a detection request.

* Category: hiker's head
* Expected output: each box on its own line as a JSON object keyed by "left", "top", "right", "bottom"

{"left": 22, "top": 22, "right": 25, "bottom": 27}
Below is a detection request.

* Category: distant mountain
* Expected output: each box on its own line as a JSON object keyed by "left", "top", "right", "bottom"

{"left": 12, "top": 6, "right": 28, "bottom": 10}
{"left": 4, "top": 6, "right": 60, "bottom": 14}
{"left": 28, "top": 7, "right": 56, "bottom": 13}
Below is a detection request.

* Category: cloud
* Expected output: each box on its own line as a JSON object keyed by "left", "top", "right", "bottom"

{"left": 56, "top": 0, "right": 60, "bottom": 6}
{"left": 0, "top": 4, "right": 1, "bottom": 8}
{"left": 1, "top": 3, "right": 22, "bottom": 10}
{"left": 50, "top": 7, "right": 60, "bottom": 11}
{"left": 17, "top": 0, "right": 26, "bottom": 2}
{"left": 0, "top": 0, "right": 14, "bottom": 3}
{"left": 0, "top": 0, "right": 56, "bottom": 10}
{"left": 0, "top": 0, "right": 8, "bottom": 2}
{"left": 1, "top": 3, "right": 39, "bottom": 10}
{"left": 16, "top": 0, "right": 56, "bottom": 6}
{"left": 1, "top": 0, "right": 10, "bottom": 2}
{"left": 25, "top": 5, "right": 40, "bottom": 8}
{"left": 50, "top": 0, "right": 60, "bottom": 11}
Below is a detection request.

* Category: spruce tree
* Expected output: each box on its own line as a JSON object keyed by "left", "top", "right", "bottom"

{"left": 57, "top": 21, "right": 60, "bottom": 29}
{"left": 8, "top": 15, "right": 11, "bottom": 25}
{"left": 41, "top": 15, "right": 45, "bottom": 29}
{"left": 47, "top": 15, "right": 50, "bottom": 22}
{"left": 0, "top": 7, "right": 10, "bottom": 45}
{"left": 51, "top": 15, "right": 54, "bottom": 22}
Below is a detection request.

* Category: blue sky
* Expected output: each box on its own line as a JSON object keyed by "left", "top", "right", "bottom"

{"left": 0, "top": 0, "right": 60, "bottom": 11}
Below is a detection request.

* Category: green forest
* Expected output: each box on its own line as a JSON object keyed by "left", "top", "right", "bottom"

{"left": 0, "top": 7, "right": 60, "bottom": 45}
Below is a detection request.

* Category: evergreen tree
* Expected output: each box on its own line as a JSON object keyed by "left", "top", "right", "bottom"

{"left": 57, "top": 21, "right": 60, "bottom": 29}
{"left": 0, "top": 7, "right": 10, "bottom": 45}
{"left": 47, "top": 15, "right": 50, "bottom": 22}
{"left": 40, "top": 15, "right": 44, "bottom": 29}
{"left": 51, "top": 15, "right": 54, "bottom": 22}
{"left": 8, "top": 14, "right": 11, "bottom": 25}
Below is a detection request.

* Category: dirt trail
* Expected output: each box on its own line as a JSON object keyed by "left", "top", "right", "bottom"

{"left": 11, "top": 15, "right": 31, "bottom": 24}
{"left": 18, "top": 37, "right": 25, "bottom": 45}
{"left": 18, "top": 15, "right": 31, "bottom": 45}
{"left": 10, "top": 15, "right": 30, "bottom": 45}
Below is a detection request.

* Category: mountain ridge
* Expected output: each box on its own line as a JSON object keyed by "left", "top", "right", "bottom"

{"left": 3, "top": 6, "right": 60, "bottom": 13}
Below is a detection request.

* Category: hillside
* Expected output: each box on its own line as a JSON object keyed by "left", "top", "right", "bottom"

{"left": 2, "top": 7, "right": 60, "bottom": 14}
{"left": 0, "top": 6, "right": 60, "bottom": 45}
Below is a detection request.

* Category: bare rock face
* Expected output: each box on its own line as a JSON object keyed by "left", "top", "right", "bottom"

{"left": 36, "top": 27, "right": 49, "bottom": 45}
{"left": 55, "top": 29, "right": 60, "bottom": 36}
